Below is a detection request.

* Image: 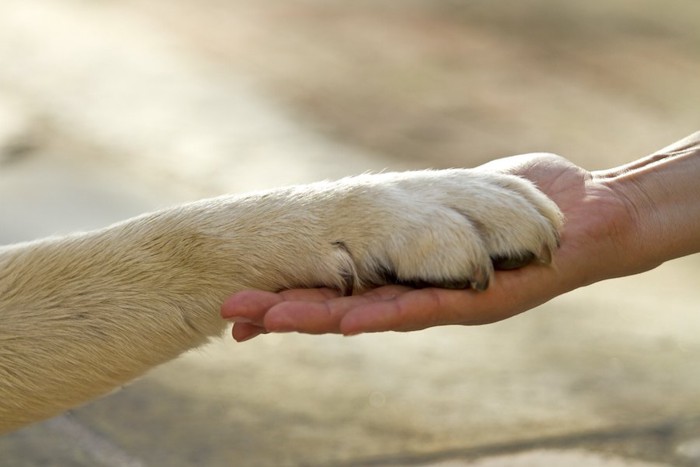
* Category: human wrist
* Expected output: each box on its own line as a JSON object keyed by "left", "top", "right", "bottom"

{"left": 604, "top": 132, "right": 700, "bottom": 274}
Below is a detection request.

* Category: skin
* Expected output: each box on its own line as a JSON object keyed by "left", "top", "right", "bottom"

{"left": 221, "top": 132, "right": 700, "bottom": 341}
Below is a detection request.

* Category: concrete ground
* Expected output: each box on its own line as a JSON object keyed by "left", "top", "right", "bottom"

{"left": 1, "top": 1, "right": 699, "bottom": 466}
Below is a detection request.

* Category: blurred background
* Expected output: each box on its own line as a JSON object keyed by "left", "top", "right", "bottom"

{"left": 0, "top": 1, "right": 699, "bottom": 466}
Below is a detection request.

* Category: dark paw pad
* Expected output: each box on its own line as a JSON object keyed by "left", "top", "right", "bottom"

{"left": 375, "top": 266, "right": 489, "bottom": 291}
{"left": 491, "top": 252, "right": 536, "bottom": 270}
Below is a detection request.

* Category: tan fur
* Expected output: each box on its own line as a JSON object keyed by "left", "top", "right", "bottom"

{"left": 0, "top": 169, "right": 562, "bottom": 432}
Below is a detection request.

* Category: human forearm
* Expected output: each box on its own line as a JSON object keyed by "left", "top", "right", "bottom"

{"left": 601, "top": 132, "right": 700, "bottom": 274}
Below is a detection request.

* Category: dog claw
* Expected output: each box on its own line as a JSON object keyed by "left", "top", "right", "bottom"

{"left": 468, "top": 266, "right": 491, "bottom": 291}
{"left": 538, "top": 245, "right": 553, "bottom": 265}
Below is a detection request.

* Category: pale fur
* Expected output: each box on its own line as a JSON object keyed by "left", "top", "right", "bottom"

{"left": 0, "top": 169, "right": 563, "bottom": 433}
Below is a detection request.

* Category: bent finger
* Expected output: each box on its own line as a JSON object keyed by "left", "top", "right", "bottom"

{"left": 231, "top": 322, "right": 267, "bottom": 342}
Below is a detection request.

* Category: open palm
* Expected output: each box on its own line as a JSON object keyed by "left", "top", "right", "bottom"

{"left": 222, "top": 153, "right": 634, "bottom": 341}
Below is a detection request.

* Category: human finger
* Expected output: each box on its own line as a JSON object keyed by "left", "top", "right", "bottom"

{"left": 338, "top": 288, "right": 477, "bottom": 335}
{"left": 231, "top": 322, "right": 267, "bottom": 342}
{"left": 263, "top": 285, "right": 411, "bottom": 334}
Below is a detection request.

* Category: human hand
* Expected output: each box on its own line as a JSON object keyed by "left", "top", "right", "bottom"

{"left": 221, "top": 152, "right": 637, "bottom": 341}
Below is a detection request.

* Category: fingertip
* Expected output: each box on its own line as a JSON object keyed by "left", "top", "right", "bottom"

{"left": 231, "top": 322, "right": 267, "bottom": 343}
{"left": 220, "top": 291, "right": 248, "bottom": 318}
{"left": 220, "top": 290, "right": 283, "bottom": 319}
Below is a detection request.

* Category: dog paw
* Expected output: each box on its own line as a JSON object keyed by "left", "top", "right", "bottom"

{"left": 326, "top": 169, "right": 563, "bottom": 293}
